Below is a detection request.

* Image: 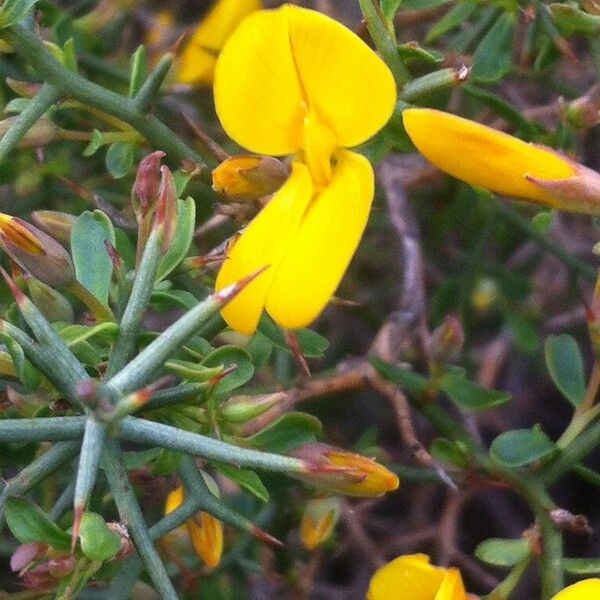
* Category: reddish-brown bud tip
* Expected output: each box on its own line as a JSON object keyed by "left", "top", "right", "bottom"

{"left": 215, "top": 265, "right": 270, "bottom": 305}
{"left": 250, "top": 526, "right": 283, "bottom": 547}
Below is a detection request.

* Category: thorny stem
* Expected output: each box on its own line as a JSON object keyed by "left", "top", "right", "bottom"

{"left": 0, "top": 82, "right": 60, "bottom": 160}
{"left": 358, "top": 0, "right": 410, "bottom": 86}
{"left": 3, "top": 23, "right": 211, "bottom": 170}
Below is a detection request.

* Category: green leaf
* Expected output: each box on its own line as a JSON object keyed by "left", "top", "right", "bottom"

{"left": 544, "top": 334, "right": 586, "bottom": 408}
{"left": 563, "top": 558, "right": 600, "bottom": 576}
{"left": 490, "top": 427, "right": 556, "bottom": 467}
{"left": 71, "top": 210, "right": 116, "bottom": 304}
{"left": 430, "top": 438, "right": 470, "bottom": 468}
{"left": 156, "top": 197, "right": 196, "bottom": 282}
{"left": 380, "top": 0, "right": 403, "bottom": 21}
{"left": 426, "top": 1, "right": 477, "bottom": 43}
{"left": 202, "top": 346, "right": 254, "bottom": 395}
{"left": 550, "top": 4, "right": 600, "bottom": 36}
{"left": 83, "top": 129, "right": 104, "bottom": 157}
{"left": 248, "top": 412, "right": 322, "bottom": 454}
{"left": 152, "top": 289, "right": 199, "bottom": 310}
{"left": 257, "top": 314, "right": 329, "bottom": 358}
{"left": 0, "top": 332, "right": 41, "bottom": 392}
{"left": 79, "top": 512, "right": 121, "bottom": 561}
{"left": 5, "top": 496, "right": 70, "bottom": 550}
{"left": 471, "top": 12, "right": 516, "bottom": 82}
{"left": 441, "top": 372, "right": 511, "bottom": 411}
{"left": 370, "top": 357, "right": 428, "bottom": 395}
{"left": 475, "top": 538, "right": 530, "bottom": 567}
{"left": 62, "top": 37, "right": 77, "bottom": 73}
{"left": 0, "top": 0, "right": 39, "bottom": 28}
{"left": 57, "top": 322, "right": 119, "bottom": 347}
{"left": 105, "top": 141, "right": 135, "bottom": 178}
{"left": 402, "top": 0, "right": 451, "bottom": 7}
{"left": 216, "top": 464, "right": 269, "bottom": 503}
{"left": 128, "top": 45, "right": 148, "bottom": 98}
{"left": 397, "top": 43, "right": 444, "bottom": 65}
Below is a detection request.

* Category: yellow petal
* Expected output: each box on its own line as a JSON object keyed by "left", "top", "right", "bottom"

{"left": 214, "top": 6, "right": 305, "bottom": 155}
{"left": 286, "top": 5, "right": 397, "bottom": 148}
{"left": 177, "top": 0, "right": 262, "bottom": 87}
{"left": 214, "top": 5, "right": 396, "bottom": 155}
{"left": 551, "top": 579, "right": 600, "bottom": 600}
{"left": 187, "top": 511, "right": 224, "bottom": 569}
{"left": 402, "top": 108, "right": 576, "bottom": 206}
{"left": 215, "top": 162, "right": 313, "bottom": 335}
{"left": 164, "top": 486, "right": 184, "bottom": 514}
{"left": 367, "top": 554, "right": 445, "bottom": 600}
{"left": 435, "top": 568, "right": 468, "bottom": 600}
{"left": 265, "top": 150, "right": 373, "bottom": 329}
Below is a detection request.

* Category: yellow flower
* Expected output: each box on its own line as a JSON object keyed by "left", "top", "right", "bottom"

{"left": 402, "top": 108, "right": 600, "bottom": 215}
{"left": 214, "top": 4, "right": 396, "bottom": 334}
{"left": 176, "top": 0, "right": 262, "bottom": 87}
{"left": 367, "top": 554, "right": 468, "bottom": 600}
{"left": 164, "top": 486, "right": 223, "bottom": 569}
{"left": 299, "top": 496, "right": 340, "bottom": 550}
{"left": 551, "top": 579, "right": 600, "bottom": 599}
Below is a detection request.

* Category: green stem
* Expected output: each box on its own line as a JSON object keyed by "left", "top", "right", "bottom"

{"left": 485, "top": 554, "right": 532, "bottom": 600}
{"left": 496, "top": 202, "right": 596, "bottom": 281}
{"left": 0, "top": 82, "right": 60, "bottom": 160}
{"left": 106, "top": 292, "right": 223, "bottom": 395}
{"left": 141, "top": 381, "right": 209, "bottom": 411}
{"left": 4, "top": 24, "right": 209, "bottom": 169}
{"left": 0, "top": 441, "right": 79, "bottom": 527}
{"left": 133, "top": 53, "right": 173, "bottom": 113}
{"left": 102, "top": 440, "right": 178, "bottom": 600}
{"left": 358, "top": 0, "right": 409, "bottom": 86}
{"left": 117, "top": 416, "right": 306, "bottom": 474}
{"left": 105, "top": 227, "right": 162, "bottom": 378}
{"left": 0, "top": 416, "right": 86, "bottom": 442}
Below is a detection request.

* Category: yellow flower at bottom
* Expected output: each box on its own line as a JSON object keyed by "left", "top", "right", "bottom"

{"left": 551, "top": 579, "right": 600, "bottom": 599}
{"left": 367, "top": 554, "right": 467, "bottom": 600}
{"left": 176, "top": 0, "right": 262, "bottom": 86}
{"left": 403, "top": 108, "right": 600, "bottom": 215}
{"left": 164, "top": 486, "right": 223, "bottom": 569}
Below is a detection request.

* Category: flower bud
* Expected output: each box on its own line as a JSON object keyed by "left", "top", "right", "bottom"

{"left": 300, "top": 496, "right": 340, "bottom": 550}
{"left": 221, "top": 391, "right": 285, "bottom": 423}
{"left": 431, "top": 314, "right": 464, "bottom": 363}
{"left": 28, "top": 278, "right": 74, "bottom": 323}
{"left": 132, "top": 151, "right": 166, "bottom": 221}
{"left": 212, "top": 155, "right": 290, "bottom": 201}
{"left": 564, "top": 84, "right": 600, "bottom": 129}
{"left": 0, "top": 115, "right": 59, "bottom": 148}
{"left": 0, "top": 213, "right": 75, "bottom": 289}
{"left": 291, "top": 443, "right": 399, "bottom": 497}
{"left": 154, "top": 165, "right": 178, "bottom": 251}
{"left": 164, "top": 482, "right": 224, "bottom": 569}
{"left": 30, "top": 210, "right": 76, "bottom": 246}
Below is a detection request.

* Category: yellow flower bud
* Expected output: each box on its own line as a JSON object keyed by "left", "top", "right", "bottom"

{"left": 0, "top": 214, "right": 75, "bottom": 289}
{"left": 403, "top": 108, "right": 600, "bottom": 215}
{"left": 164, "top": 484, "right": 223, "bottom": 569}
{"left": 213, "top": 155, "right": 290, "bottom": 201}
{"left": 299, "top": 496, "right": 340, "bottom": 551}
{"left": 292, "top": 443, "right": 399, "bottom": 497}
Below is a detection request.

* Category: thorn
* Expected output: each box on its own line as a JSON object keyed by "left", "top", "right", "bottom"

{"left": 330, "top": 296, "right": 362, "bottom": 308}
{"left": 104, "top": 240, "right": 123, "bottom": 270}
{"left": 250, "top": 525, "right": 284, "bottom": 547}
{"left": 215, "top": 265, "right": 270, "bottom": 305}
{"left": 0, "top": 265, "right": 27, "bottom": 304}
{"left": 71, "top": 504, "right": 83, "bottom": 554}
{"left": 209, "top": 364, "right": 237, "bottom": 386}
{"left": 285, "top": 330, "right": 310, "bottom": 377}
{"left": 434, "top": 465, "right": 458, "bottom": 491}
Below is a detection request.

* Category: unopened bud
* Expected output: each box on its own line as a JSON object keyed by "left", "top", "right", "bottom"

{"left": 564, "top": 84, "right": 600, "bottom": 129}
{"left": 292, "top": 443, "right": 399, "bottom": 497}
{"left": 164, "top": 481, "right": 223, "bottom": 569}
{"left": 471, "top": 277, "right": 498, "bottom": 313}
{"left": 30, "top": 210, "right": 76, "bottom": 246}
{"left": 28, "top": 278, "right": 74, "bottom": 323}
{"left": 0, "top": 116, "right": 59, "bottom": 148}
{"left": 300, "top": 496, "right": 340, "bottom": 550}
{"left": 221, "top": 391, "right": 286, "bottom": 423}
{"left": 431, "top": 315, "right": 464, "bottom": 363}
{"left": 154, "top": 165, "right": 178, "bottom": 251}
{"left": 212, "top": 155, "right": 290, "bottom": 201}
{"left": 0, "top": 214, "right": 75, "bottom": 289}
{"left": 6, "top": 79, "right": 42, "bottom": 98}
{"left": 132, "top": 151, "right": 166, "bottom": 220}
